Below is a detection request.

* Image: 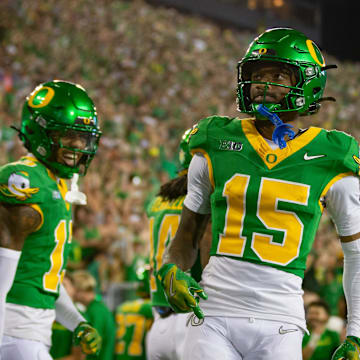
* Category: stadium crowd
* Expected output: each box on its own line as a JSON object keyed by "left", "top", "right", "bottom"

{"left": 1, "top": 0, "right": 360, "bottom": 358}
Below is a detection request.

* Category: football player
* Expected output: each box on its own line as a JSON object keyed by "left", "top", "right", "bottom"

{"left": 0, "top": 81, "right": 102, "bottom": 359}
{"left": 115, "top": 263, "right": 153, "bottom": 360}
{"left": 146, "top": 129, "right": 210, "bottom": 360}
{"left": 157, "top": 28, "right": 360, "bottom": 359}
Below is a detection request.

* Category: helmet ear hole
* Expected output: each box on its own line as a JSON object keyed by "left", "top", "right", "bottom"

{"left": 313, "top": 87, "right": 321, "bottom": 95}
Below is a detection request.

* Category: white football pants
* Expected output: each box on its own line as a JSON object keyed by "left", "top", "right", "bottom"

{"left": 146, "top": 312, "right": 189, "bottom": 360}
{"left": 182, "top": 316, "right": 304, "bottom": 360}
{"left": 0, "top": 335, "right": 52, "bottom": 360}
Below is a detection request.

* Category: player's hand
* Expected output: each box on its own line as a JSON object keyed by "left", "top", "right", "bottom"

{"left": 74, "top": 322, "right": 102, "bottom": 356}
{"left": 332, "top": 336, "right": 360, "bottom": 360}
{"left": 157, "top": 263, "right": 207, "bottom": 319}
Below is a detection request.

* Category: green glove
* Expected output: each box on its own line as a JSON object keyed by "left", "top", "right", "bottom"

{"left": 157, "top": 263, "right": 208, "bottom": 319}
{"left": 332, "top": 336, "right": 360, "bottom": 360}
{"left": 74, "top": 322, "right": 102, "bottom": 356}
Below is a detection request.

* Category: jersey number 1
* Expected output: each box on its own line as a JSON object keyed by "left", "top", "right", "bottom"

{"left": 43, "top": 219, "right": 72, "bottom": 292}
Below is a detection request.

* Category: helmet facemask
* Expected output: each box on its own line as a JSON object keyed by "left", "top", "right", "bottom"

{"left": 47, "top": 125, "right": 101, "bottom": 177}
{"left": 237, "top": 59, "right": 322, "bottom": 117}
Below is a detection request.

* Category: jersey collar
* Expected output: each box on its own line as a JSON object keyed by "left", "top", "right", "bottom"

{"left": 241, "top": 119, "right": 322, "bottom": 170}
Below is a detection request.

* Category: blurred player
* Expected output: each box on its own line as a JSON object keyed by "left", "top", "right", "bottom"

{"left": 115, "top": 263, "right": 153, "bottom": 360}
{"left": 0, "top": 81, "right": 102, "bottom": 359}
{"left": 157, "top": 28, "right": 360, "bottom": 359}
{"left": 72, "top": 270, "right": 116, "bottom": 360}
{"left": 302, "top": 300, "right": 340, "bottom": 360}
{"left": 146, "top": 129, "right": 210, "bottom": 360}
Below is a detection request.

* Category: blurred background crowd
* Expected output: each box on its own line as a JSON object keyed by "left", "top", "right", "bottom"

{"left": 1, "top": 0, "right": 359, "bottom": 358}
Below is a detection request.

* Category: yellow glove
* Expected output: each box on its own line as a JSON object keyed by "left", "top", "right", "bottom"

{"left": 332, "top": 336, "right": 360, "bottom": 360}
{"left": 74, "top": 322, "right": 102, "bottom": 356}
{"left": 157, "top": 263, "right": 207, "bottom": 319}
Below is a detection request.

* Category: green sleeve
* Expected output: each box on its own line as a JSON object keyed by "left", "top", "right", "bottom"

{"left": 0, "top": 162, "right": 44, "bottom": 204}
{"left": 188, "top": 117, "right": 210, "bottom": 154}
{"left": 344, "top": 136, "right": 360, "bottom": 176}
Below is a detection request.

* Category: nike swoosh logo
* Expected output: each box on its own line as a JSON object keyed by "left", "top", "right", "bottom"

{"left": 304, "top": 153, "right": 326, "bottom": 160}
{"left": 169, "top": 272, "right": 176, "bottom": 297}
{"left": 279, "top": 326, "right": 299, "bottom": 335}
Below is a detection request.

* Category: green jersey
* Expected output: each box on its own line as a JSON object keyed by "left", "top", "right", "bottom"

{"left": 115, "top": 299, "right": 153, "bottom": 360}
{"left": 146, "top": 195, "right": 184, "bottom": 307}
{"left": 189, "top": 117, "right": 359, "bottom": 278}
{"left": 0, "top": 156, "right": 72, "bottom": 309}
{"left": 303, "top": 329, "right": 340, "bottom": 360}
{"left": 83, "top": 299, "right": 116, "bottom": 360}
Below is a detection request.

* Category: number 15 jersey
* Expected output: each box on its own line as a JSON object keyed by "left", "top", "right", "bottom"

{"left": 184, "top": 116, "right": 360, "bottom": 329}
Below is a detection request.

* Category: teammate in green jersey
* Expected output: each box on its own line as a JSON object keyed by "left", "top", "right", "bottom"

{"left": 115, "top": 263, "right": 153, "bottom": 360}
{"left": 157, "top": 28, "right": 360, "bottom": 360}
{"left": 147, "top": 128, "right": 210, "bottom": 360}
{"left": 0, "top": 81, "right": 102, "bottom": 359}
{"left": 72, "top": 270, "right": 116, "bottom": 360}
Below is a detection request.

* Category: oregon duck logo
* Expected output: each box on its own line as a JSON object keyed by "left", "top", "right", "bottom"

{"left": 0, "top": 172, "right": 39, "bottom": 201}
{"left": 28, "top": 86, "right": 55, "bottom": 108}
{"left": 306, "top": 40, "right": 325, "bottom": 67}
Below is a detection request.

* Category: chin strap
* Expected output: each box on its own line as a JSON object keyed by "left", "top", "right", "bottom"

{"left": 256, "top": 105, "right": 295, "bottom": 150}
{"left": 65, "top": 173, "right": 87, "bottom": 205}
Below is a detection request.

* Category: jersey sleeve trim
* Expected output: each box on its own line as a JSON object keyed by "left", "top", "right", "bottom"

{"left": 28, "top": 204, "right": 44, "bottom": 231}
{"left": 190, "top": 148, "right": 214, "bottom": 189}
{"left": 319, "top": 172, "right": 354, "bottom": 211}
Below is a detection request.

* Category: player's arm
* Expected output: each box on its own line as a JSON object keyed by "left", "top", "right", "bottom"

{"left": 55, "top": 284, "right": 102, "bottom": 356}
{"left": 163, "top": 205, "right": 210, "bottom": 270}
{"left": 0, "top": 203, "right": 42, "bottom": 250}
{"left": 324, "top": 176, "right": 360, "bottom": 359}
{"left": 158, "top": 154, "right": 211, "bottom": 319}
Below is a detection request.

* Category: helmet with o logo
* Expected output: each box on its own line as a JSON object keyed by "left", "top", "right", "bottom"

{"left": 19, "top": 80, "right": 101, "bottom": 178}
{"left": 237, "top": 28, "right": 335, "bottom": 116}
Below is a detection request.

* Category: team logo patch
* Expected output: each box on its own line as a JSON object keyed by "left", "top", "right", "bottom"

{"left": 0, "top": 172, "right": 39, "bottom": 201}
{"left": 219, "top": 140, "right": 243, "bottom": 152}
{"left": 76, "top": 116, "right": 95, "bottom": 126}
{"left": 266, "top": 153, "right": 277, "bottom": 163}
{"left": 252, "top": 48, "right": 277, "bottom": 56}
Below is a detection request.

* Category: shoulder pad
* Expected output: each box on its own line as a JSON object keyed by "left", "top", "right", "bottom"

{"left": 189, "top": 116, "right": 233, "bottom": 152}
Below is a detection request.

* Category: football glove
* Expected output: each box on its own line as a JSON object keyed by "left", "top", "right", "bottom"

{"left": 332, "top": 336, "right": 360, "bottom": 360}
{"left": 74, "top": 322, "right": 102, "bottom": 356}
{"left": 157, "top": 263, "right": 207, "bottom": 319}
